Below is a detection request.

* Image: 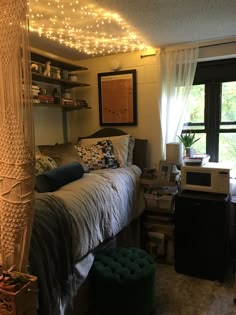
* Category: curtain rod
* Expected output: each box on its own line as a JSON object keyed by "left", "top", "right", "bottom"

{"left": 140, "top": 53, "right": 156, "bottom": 58}
{"left": 199, "top": 40, "right": 236, "bottom": 49}
{"left": 140, "top": 40, "right": 236, "bottom": 58}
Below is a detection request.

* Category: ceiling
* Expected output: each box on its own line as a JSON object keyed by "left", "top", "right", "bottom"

{"left": 29, "top": 0, "right": 236, "bottom": 60}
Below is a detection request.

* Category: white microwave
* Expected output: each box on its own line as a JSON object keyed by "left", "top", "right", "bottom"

{"left": 181, "top": 162, "right": 231, "bottom": 195}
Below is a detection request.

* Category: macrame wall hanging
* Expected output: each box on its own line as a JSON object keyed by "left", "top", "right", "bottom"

{"left": 0, "top": 0, "right": 35, "bottom": 272}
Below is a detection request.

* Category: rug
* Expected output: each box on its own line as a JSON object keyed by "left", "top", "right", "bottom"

{"left": 156, "top": 263, "right": 236, "bottom": 315}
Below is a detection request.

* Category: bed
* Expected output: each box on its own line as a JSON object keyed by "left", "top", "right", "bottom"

{"left": 29, "top": 128, "right": 148, "bottom": 315}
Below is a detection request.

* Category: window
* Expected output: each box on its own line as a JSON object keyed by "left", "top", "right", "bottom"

{"left": 182, "top": 58, "right": 236, "bottom": 170}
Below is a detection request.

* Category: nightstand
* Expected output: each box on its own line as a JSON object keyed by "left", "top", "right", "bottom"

{"left": 140, "top": 168, "right": 178, "bottom": 264}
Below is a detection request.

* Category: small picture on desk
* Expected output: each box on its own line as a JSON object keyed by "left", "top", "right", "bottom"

{"left": 141, "top": 168, "right": 157, "bottom": 180}
{"left": 159, "top": 160, "right": 173, "bottom": 182}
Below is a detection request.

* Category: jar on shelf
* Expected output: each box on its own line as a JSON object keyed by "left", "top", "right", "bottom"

{"left": 69, "top": 74, "right": 77, "bottom": 81}
{"left": 62, "top": 70, "right": 69, "bottom": 80}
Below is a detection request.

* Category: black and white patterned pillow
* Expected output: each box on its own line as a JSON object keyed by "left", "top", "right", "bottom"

{"left": 75, "top": 140, "right": 119, "bottom": 170}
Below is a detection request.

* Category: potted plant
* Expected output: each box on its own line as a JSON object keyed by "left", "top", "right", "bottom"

{"left": 0, "top": 269, "right": 38, "bottom": 315}
{"left": 177, "top": 132, "right": 200, "bottom": 157}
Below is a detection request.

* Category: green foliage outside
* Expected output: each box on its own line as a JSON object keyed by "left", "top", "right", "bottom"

{"left": 185, "top": 82, "right": 236, "bottom": 169}
{"left": 187, "top": 84, "right": 204, "bottom": 123}
{"left": 184, "top": 84, "right": 205, "bottom": 154}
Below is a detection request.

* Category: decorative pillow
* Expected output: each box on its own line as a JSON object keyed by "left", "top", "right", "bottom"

{"left": 127, "top": 136, "right": 135, "bottom": 165}
{"left": 75, "top": 140, "right": 119, "bottom": 170}
{"left": 38, "top": 142, "right": 89, "bottom": 173}
{"left": 78, "top": 135, "right": 130, "bottom": 167}
{"left": 35, "top": 146, "right": 41, "bottom": 154}
{"left": 35, "top": 162, "right": 85, "bottom": 193}
{"left": 35, "top": 154, "right": 57, "bottom": 175}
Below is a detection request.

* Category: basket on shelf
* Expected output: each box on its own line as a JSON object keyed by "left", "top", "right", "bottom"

{"left": 143, "top": 187, "right": 175, "bottom": 213}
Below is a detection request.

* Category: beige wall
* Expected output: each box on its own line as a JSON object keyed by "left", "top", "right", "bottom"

{"left": 33, "top": 49, "right": 162, "bottom": 168}
{"left": 33, "top": 41, "right": 236, "bottom": 168}
{"left": 66, "top": 50, "right": 162, "bottom": 168}
{"left": 34, "top": 106, "right": 64, "bottom": 144}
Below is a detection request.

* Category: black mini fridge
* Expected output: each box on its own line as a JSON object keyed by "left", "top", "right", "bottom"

{"left": 174, "top": 190, "right": 230, "bottom": 282}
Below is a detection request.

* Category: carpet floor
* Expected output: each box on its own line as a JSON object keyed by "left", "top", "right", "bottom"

{"left": 156, "top": 263, "right": 236, "bottom": 315}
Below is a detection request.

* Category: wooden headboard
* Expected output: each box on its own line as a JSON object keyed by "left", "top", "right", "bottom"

{"left": 78, "top": 128, "right": 148, "bottom": 170}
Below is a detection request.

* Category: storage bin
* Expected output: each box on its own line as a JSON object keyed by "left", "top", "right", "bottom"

{"left": 144, "top": 223, "right": 175, "bottom": 264}
{"left": 144, "top": 193, "right": 174, "bottom": 213}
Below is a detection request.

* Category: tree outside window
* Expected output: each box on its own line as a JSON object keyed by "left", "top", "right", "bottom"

{"left": 182, "top": 58, "right": 236, "bottom": 173}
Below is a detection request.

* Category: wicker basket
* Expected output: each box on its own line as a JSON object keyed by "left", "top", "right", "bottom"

{"left": 144, "top": 193, "right": 174, "bottom": 212}
{"left": 0, "top": 274, "right": 38, "bottom": 315}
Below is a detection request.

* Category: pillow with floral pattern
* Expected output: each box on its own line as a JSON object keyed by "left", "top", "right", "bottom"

{"left": 35, "top": 154, "right": 57, "bottom": 175}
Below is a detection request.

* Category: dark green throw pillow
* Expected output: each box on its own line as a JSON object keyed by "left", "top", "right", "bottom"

{"left": 35, "top": 162, "right": 84, "bottom": 193}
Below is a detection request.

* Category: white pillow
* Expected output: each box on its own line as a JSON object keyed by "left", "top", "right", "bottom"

{"left": 79, "top": 135, "right": 130, "bottom": 166}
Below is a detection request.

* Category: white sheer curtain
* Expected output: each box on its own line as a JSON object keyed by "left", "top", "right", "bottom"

{"left": 159, "top": 47, "right": 199, "bottom": 158}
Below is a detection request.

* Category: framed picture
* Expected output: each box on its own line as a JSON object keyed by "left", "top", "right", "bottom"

{"left": 97, "top": 69, "right": 137, "bottom": 126}
{"left": 158, "top": 160, "right": 173, "bottom": 182}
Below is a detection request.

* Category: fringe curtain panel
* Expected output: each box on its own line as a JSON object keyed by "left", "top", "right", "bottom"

{"left": 159, "top": 47, "right": 199, "bottom": 159}
{"left": 0, "top": 0, "right": 35, "bottom": 271}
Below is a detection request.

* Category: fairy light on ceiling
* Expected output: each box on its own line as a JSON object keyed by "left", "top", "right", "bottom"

{"left": 29, "top": 0, "right": 151, "bottom": 57}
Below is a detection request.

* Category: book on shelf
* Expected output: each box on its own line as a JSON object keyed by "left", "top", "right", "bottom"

{"left": 38, "top": 94, "right": 54, "bottom": 104}
{"left": 183, "top": 154, "right": 210, "bottom": 166}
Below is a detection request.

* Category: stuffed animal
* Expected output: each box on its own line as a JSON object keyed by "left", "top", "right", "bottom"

{"left": 43, "top": 61, "right": 51, "bottom": 77}
{"left": 31, "top": 63, "right": 38, "bottom": 72}
{"left": 55, "top": 69, "right": 61, "bottom": 80}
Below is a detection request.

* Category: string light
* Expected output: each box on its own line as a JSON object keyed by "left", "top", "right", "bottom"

{"left": 29, "top": 0, "right": 153, "bottom": 57}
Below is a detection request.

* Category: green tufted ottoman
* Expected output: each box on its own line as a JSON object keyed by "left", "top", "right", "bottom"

{"left": 90, "top": 247, "right": 156, "bottom": 315}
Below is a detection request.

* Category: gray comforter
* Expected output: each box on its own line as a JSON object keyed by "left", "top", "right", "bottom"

{"left": 29, "top": 165, "right": 143, "bottom": 315}
{"left": 29, "top": 194, "right": 73, "bottom": 315}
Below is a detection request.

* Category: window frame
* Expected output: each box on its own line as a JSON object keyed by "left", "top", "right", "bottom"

{"left": 182, "top": 58, "right": 236, "bottom": 162}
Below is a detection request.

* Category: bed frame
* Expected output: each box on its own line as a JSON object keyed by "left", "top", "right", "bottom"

{"left": 78, "top": 127, "right": 148, "bottom": 170}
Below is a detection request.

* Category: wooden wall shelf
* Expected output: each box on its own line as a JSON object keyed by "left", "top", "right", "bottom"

{"left": 33, "top": 103, "right": 91, "bottom": 111}
{"left": 30, "top": 51, "right": 88, "bottom": 72}
{"left": 31, "top": 50, "right": 90, "bottom": 142}
{"left": 32, "top": 72, "right": 90, "bottom": 88}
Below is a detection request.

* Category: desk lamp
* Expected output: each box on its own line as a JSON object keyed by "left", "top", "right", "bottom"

{"left": 166, "top": 142, "right": 183, "bottom": 182}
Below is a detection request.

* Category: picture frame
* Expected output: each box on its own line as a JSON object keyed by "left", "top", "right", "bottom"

{"left": 158, "top": 160, "right": 173, "bottom": 182}
{"left": 97, "top": 69, "right": 137, "bottom": 126}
